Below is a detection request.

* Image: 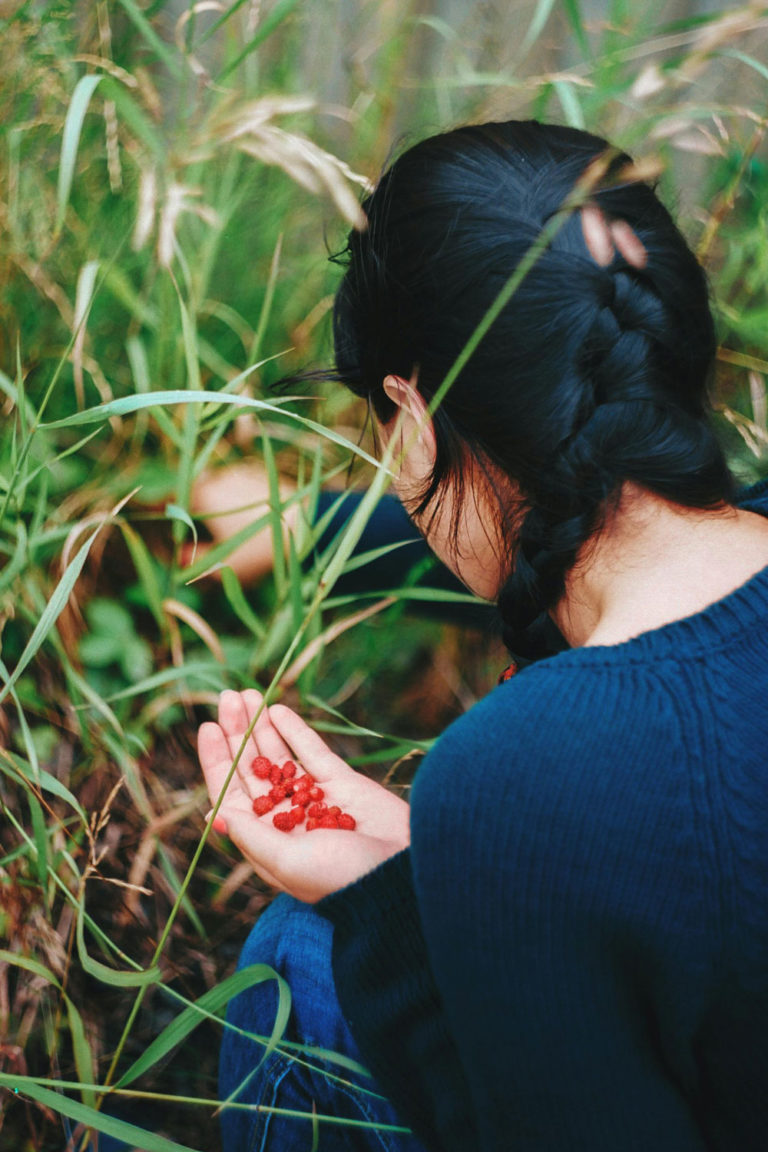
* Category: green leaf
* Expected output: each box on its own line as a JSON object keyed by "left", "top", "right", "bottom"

{"left": 38, "top": 768, "right": 88, "bottom": 825}
{"left": 114, "top": 0, "right": 184, "bottom": 80}
{"left": 116, "top": 964, "right": 290, "bottom": 1088}
{"left": 221, "top": 567, "right": 265, "bottom": 639}
{"left": 217, "top": 0, "right": 303, "bottom": 81}
{"left": 562, "top": 0, "right": 590, "bottom": 58}
{"left": 0, "top": 1077, "right": 200, "bottom": 1152}
{"left": 518, "top": 0, "right": 557, "bottom": 59}
{"left": 40, "top": 391, "right": 386, "bottom": 472}
{"left": 166, "top": 503, "right": 198, "bottom": 544}
{"left": 0, "top": 953, "right": 95, "bottom": 1107}
{"left": 553, "top": 79, "right": 586, "bottom": 129}
{"left": 0, "top": 526, "right": 100, "bottom": 707}
{"left": 57, "top": 75, "right": 103, "bottom": 234}
{"left": 76, "top": 901, "right": 161, "bottom": 988}
{"left": 28, "top": 790, "right": 48, "bottom": 895}
{"left": 120, "top": 523, "right": 165, "bottom": 628}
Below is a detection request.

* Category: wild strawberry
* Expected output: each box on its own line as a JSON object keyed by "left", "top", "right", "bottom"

{"left": 308, "top": 786, "right": 324, "bottom": 802}
{"left": 307, "top": 802, "right": 327, "bottom": 819}
{"left": 281, "top": 760, "right": 297, "bottom": 780}
{"left": 252, "top": 795, "right": 274, "bottom": 816}
{"left": 290, "top": 791, "right": 308, "bottom": 807}
{"left": 318, "top": 815, "right": 340, "bottom": 829}
{"left": 326, "top": 806, "right": 342, "bottom": 819}
{"left": 251, "top": 756, "right": 273, "bottom": 779}
{"left": 296, "top": 773, "right": 315, "bottom": 789}
{"left": 305, "top": 818, "right": 319, "bottom": 831}
{"left": 269, "top": 783, "right": 288, "bottom": 803}
{"left": 292, "top": 805, "right": 306, "bottom": 824}
{"left": 272, "top": 812, "right": 293, "bottom": 832}
{"left": 337, "top": 813, "right": 356, "bottom": 831}
{"left": 269, "top": 765, "right": 283, "bottom": 785}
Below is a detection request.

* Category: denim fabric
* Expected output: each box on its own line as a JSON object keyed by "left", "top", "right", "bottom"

{"left": 219, "top": 895, "right": 428, "bottom": 1152}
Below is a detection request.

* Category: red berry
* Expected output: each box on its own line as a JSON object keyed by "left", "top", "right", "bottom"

{"left": 318, "top": 815, "right": 339, "bottom": 829}
{"left": 292, "top": 805, "right": 306, "bottom": 824}
{"left": 308, "top": 786, "right": 324, "bottom": 802}
{"left": 296, "top": 773, "right": 315, "bottom": 788}
{"left": 281, "top": 760, "right": 297, "bottom": 780}
{"left": 269, "top": 765, "right": 283, "bottom": 785}
{"left": 273, "top": 812, "right": 293, "bottom": 832}
{"left": 306, "top": 818, "right": 319, "bottom": 831}
{"left": 269, "top": 783, "right": 288, "bottom": 803}
{"left": 251, "top": 756, "right": 273, "bottom": 779}
{"left": 290, "top": 791, "right": 307, "bottom": 806}
{"left": 307, "top": 802, "right": 327, "bottom": 819}
{"left": 326, "top": 806, "right": 342, "bottom": 819}
{"left": 252, "top": 795, "right": 274, "bottom": 816}
{"left": 337, "top": 813, "right": 356, "bottom": 831}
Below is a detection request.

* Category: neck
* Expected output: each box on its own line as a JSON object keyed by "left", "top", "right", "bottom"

{"left": 552, "top": 483, "right": 768, "bottom": 649}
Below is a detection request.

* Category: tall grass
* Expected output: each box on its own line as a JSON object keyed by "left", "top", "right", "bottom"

{"left": 1, "top": 1, "right": 767, "bottom": 1148}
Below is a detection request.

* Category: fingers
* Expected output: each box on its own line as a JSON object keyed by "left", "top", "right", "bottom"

{"left": 243, "top": 690, "right": 294, "bottom": 766}
{"left": 267, "top": 704, "right": 352, "bottom": 784}
{"left": 198, "top": 721, "right": 241, "bottom": 806}
{"left": 213, "top": 807, "right": 286, "bottom": 891}
{"left": 217, "top": 689, "right": 297, "bottom": 803}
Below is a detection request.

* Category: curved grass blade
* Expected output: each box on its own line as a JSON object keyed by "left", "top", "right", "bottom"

{"left": 76, "top": 898, "right": 161, "bottom": 988}
{"left": 40, "top": 391, "right": 386, "bottom": 471}
{"left": 56, "top": 75, "right": 103, "bottom": 234}
{"left": 116, "top": 963, "right": 290, "bottom": 1088}
{"left": 0, "top": 1077, "right": 201, "bottom": 1151}
{"left": 0, "top": 525, "right": 99, "bottom": 707}
{"left": 0, "top": 952, "right": 95, "bottom": 1107}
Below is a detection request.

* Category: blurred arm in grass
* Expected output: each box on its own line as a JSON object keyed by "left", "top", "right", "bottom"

{"left": 189, "top": 465, "right": 497, "bottom": 628}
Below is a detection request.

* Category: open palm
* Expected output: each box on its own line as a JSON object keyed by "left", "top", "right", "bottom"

{"left": 198, "top": 689, "right": 411, "bottom": 902}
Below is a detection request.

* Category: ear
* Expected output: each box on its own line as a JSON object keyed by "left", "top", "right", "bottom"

{"left": 381, "top": 374, "right": 438, "bottom": 464}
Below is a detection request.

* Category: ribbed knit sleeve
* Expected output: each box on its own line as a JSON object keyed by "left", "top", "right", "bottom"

{"left": 317, "top": 487, "right": 768, "bottom": 1151}
{"left": 317, "top": 850, "right": 478, "bottom": 1150}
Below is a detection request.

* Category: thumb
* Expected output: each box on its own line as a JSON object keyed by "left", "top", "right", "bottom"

{"left": 217, "top": 806, "right": 287, "bottom": 890}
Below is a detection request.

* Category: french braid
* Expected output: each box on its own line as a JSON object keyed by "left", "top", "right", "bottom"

{"left": 497, "top": 260, "right": 733, "bottom": 659}
{"left": 329, "top": 121, "right": 735, "bottom": 662}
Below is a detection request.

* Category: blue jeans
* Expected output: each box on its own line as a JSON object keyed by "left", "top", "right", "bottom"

{"left": 219, "top": 895, "right": 429, "bottom": 1152}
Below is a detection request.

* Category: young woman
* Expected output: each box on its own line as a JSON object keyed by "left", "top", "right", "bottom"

{"left": 197, "top": 120, "right": 768, "bottom": 1151}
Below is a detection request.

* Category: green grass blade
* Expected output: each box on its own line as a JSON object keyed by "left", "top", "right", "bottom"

{"left": 0, "top": 526, "right": 100, "bottom": 706}
{"left": 119, "top": 522, "right": 166, "bottom": 629}
{"left": 116, "top": 964, "right": 290, "bottom": 1088}
{"left": 0, "top": 1077, "right": 202, "bottom": 1152}
{"left": 114, "top": 0, "right": 184, "bottom": 80}
{"left": 28, "top": 790, "right": 49, "bottom": 897}
{"left": 76, "top": 900, "right": 161, "bottom": 988}
{"left": 517, "top": 0, "right": 557, "bottom": 59}
{"left": 220, "top": 568, "right": 266, "bottom": 640}
{"left": 41, "top": 390, "right": 386, "bottom": 471}
{"left": 553, "top": 79, "right": 586, "bottom": 129}
{"left": 562, "top": 0, "right": 590, "bottom": 58}
{"left": 56, "top": 74, "right": 103, "bottom": 234}
{"left": 38, "top": 768, "right": 88, "bottom": 824}
{"left": 0, "top": 952, "right": 95, "bottom": 1107}
{"left": 217, "top": 0, "right": 303, "bottom": 81}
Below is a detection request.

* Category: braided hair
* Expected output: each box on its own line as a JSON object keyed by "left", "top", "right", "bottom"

{"left": 331, "top": 121, "right": 734, "bottom": 660}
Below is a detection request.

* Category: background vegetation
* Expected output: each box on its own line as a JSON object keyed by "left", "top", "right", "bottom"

{"left": 1, "top": 1, "right": 767, "bottom": 1149}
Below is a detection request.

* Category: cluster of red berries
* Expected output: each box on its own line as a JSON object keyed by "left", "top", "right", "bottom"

{"left": 250, "top": 756, "right": 356, "bottom": 833}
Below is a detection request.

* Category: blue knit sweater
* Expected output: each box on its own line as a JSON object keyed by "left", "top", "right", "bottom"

{"left": 318, "top": 482, "right": 768, "bottom": 1150}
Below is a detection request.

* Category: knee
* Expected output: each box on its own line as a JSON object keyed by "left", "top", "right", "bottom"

{"left": 237, "top": 894, "right": 333, "bottom": 984}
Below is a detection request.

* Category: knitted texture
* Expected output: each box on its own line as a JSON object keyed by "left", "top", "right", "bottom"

{"left": 319, "top": 483, "right": 768, "bottom": 1151}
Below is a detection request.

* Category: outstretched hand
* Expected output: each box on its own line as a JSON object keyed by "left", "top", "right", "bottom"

{"left": 198, "top": 690, "right": 411, "bottom": 903}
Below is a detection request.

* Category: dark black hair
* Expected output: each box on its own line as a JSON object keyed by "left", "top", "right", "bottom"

{"left": 331, "top": 120, "right": 734, "bottom": 659}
